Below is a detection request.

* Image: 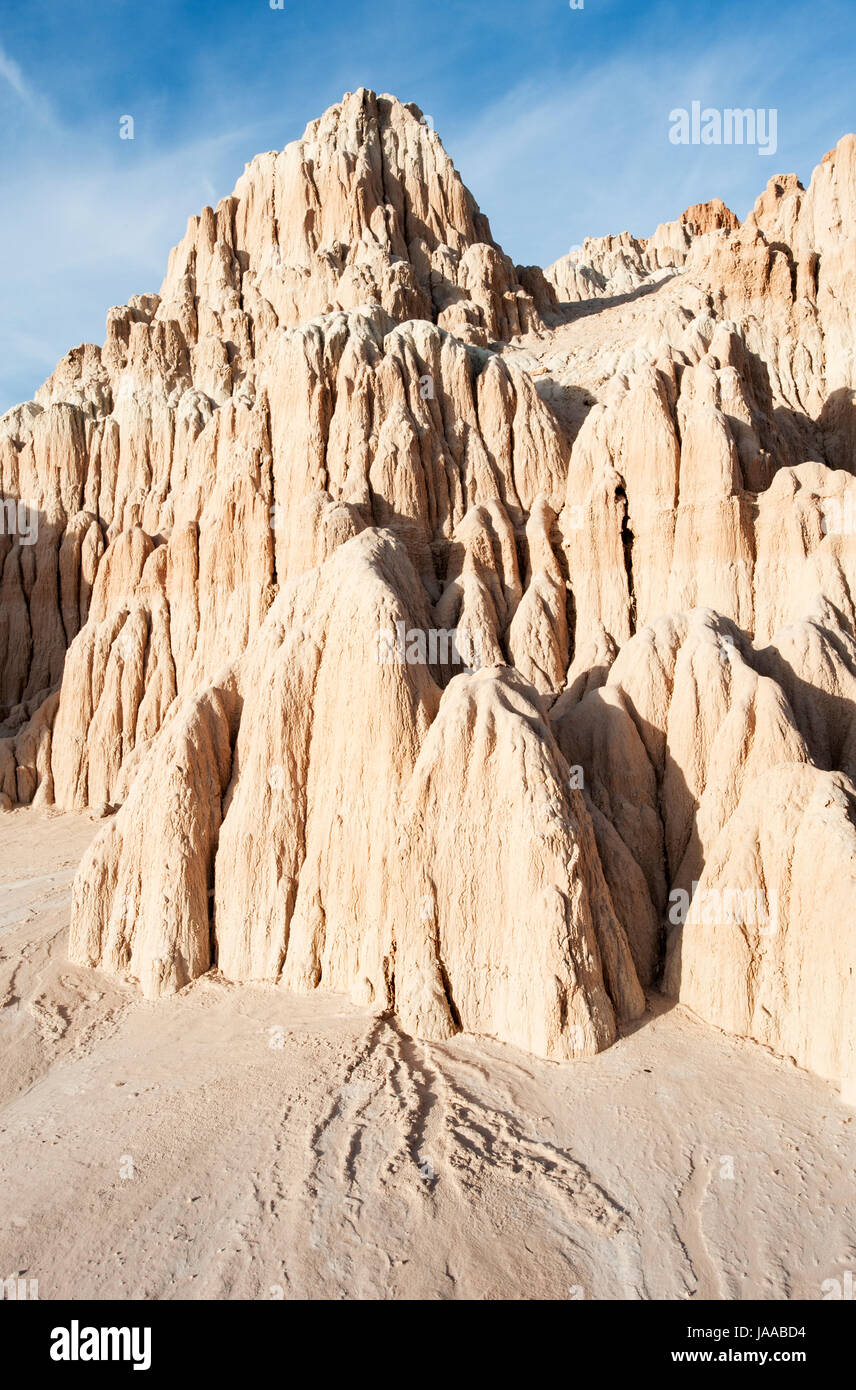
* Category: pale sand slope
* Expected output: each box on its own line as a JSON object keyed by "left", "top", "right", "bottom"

{"left": 0, "top": 809, "right": 853, "bottom": 1301}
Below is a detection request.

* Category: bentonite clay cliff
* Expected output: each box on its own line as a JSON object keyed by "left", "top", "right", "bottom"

{"left": 1, "top": 91, "right": 854, "bottom": 1099}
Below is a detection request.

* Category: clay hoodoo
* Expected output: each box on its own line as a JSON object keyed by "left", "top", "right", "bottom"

{"left": 1, "top": 91, "right": 854, "bottom": 1099}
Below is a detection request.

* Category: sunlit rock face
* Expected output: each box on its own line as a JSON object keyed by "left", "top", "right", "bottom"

{"left": 2, "top": 90, "right": 854, "bottom": 1098}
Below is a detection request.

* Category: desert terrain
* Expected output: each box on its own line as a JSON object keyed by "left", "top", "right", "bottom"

{"left": 0, "top": 806, "right": 853, "bottom": 1300}
{"left": 1, "top": 90, "right": 855, "bottom": 1300}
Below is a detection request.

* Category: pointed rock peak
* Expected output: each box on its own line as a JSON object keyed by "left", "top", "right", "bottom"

{"left": 154, "top": 88, "right": 551, "bottom": 350}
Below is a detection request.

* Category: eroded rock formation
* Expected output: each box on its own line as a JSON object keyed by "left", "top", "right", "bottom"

{"left": 1, "top": 89, "right": 853, "bottom": 1099}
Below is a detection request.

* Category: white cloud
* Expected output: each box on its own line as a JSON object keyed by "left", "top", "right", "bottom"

{"left": 0, "top": 41, "right": 53, "bottom": 124}
{"left": 445, "top": 32, "right": 848, "bottom": 267}
{"left": 0, "top": 123, "right": 255, "bottom": 411}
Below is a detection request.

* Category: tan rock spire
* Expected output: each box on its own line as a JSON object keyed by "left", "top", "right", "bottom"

{"left": 1, "top": 93, "right": 854, "bottom": 1098}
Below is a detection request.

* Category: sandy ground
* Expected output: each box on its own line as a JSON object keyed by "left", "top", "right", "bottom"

{"left": 0, "top": 807, "right": 853, "bottom": 1301}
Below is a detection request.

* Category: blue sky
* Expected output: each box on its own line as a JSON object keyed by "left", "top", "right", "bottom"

{"left": 0, "top": 0, "right": 854, "bottom": 412}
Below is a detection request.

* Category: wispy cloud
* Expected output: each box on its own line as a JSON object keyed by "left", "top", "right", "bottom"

{"left": 0, "top": 119, "right": 257, "bottom": 412}
{"left": 447, "top": 24, "right": 853, "bottom": 267}
{"left": 0, "top": 41, "right": 54, "bottom": 124}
